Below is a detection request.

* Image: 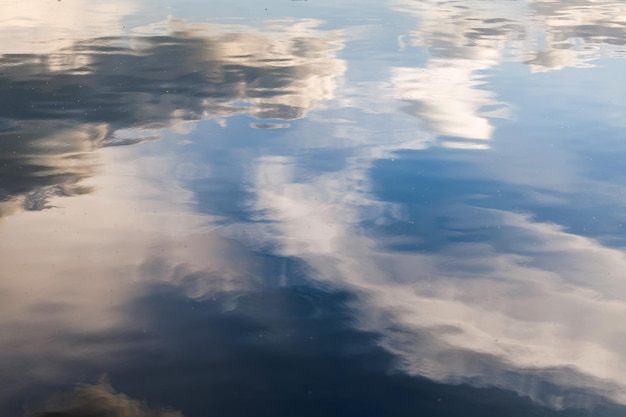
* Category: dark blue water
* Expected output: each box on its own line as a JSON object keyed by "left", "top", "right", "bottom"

{"left": 2, "top": 1, "right": 626, "bottom": 416}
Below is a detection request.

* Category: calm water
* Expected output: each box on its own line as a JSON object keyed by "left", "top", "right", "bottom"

{"left": 2, "top": 1, "right": 626, "bottom": 416}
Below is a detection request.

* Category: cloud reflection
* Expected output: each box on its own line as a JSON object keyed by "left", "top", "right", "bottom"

{"left": 392, "top": 62, "right": 496, "bottom": 141}
{"left": 389, "top": 0, "right": 626, "bottom": 142}
{"left": 246, "top": 152, "right": 626, "bottom": 410}
{"left": 0, "top": 19, "right": 345, "bottom": 217}
{"left": 393, "top": 0, "right": 626, "bottom": 71}
{"left": 525, "top": 0, "right": 626, "bottom": 71}
{"left": 3, "top": 1, "right": 626, "bottom": 414}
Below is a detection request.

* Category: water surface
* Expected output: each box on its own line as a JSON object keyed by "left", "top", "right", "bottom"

{"left": 2, "top": 1, "right": 626, "bottom": 416}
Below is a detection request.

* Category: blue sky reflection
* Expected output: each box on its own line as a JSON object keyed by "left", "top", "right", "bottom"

{"left": 2, "top": 1, "right": 626, "bottom": 415}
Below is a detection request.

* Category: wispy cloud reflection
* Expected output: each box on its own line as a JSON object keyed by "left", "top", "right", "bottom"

{"left": 247, "top": 154, "right": 626, "bottom": 409}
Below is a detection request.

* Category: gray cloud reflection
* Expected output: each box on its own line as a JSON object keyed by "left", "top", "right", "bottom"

{"left": 0, "top": 18, "right": 345, "bottom": 218}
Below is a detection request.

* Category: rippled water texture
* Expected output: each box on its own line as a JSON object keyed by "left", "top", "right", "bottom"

{"left": 2, "top": 1, "right": 626, "bottom": 416}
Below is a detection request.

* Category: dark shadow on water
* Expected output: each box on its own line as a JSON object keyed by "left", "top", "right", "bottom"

{"left": 48, "top": 283, "right": 616, "bottom": 417}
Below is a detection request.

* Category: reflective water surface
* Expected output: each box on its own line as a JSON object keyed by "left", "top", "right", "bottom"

{"left": 2, "top": 1, "right": 626, "bottom": 416}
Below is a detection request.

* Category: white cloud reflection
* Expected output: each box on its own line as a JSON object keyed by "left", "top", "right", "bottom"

{"left": 387, "top": 0, "right": 626, "bottom": 144}
{"left": 247, "top": 152, "right": 626, "bottom": 409}
{"left": 387, "top": 0, "right": 521, "bottom": 143}
{"left": 392, "top": 62, "right": 496, "bottom": 141}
